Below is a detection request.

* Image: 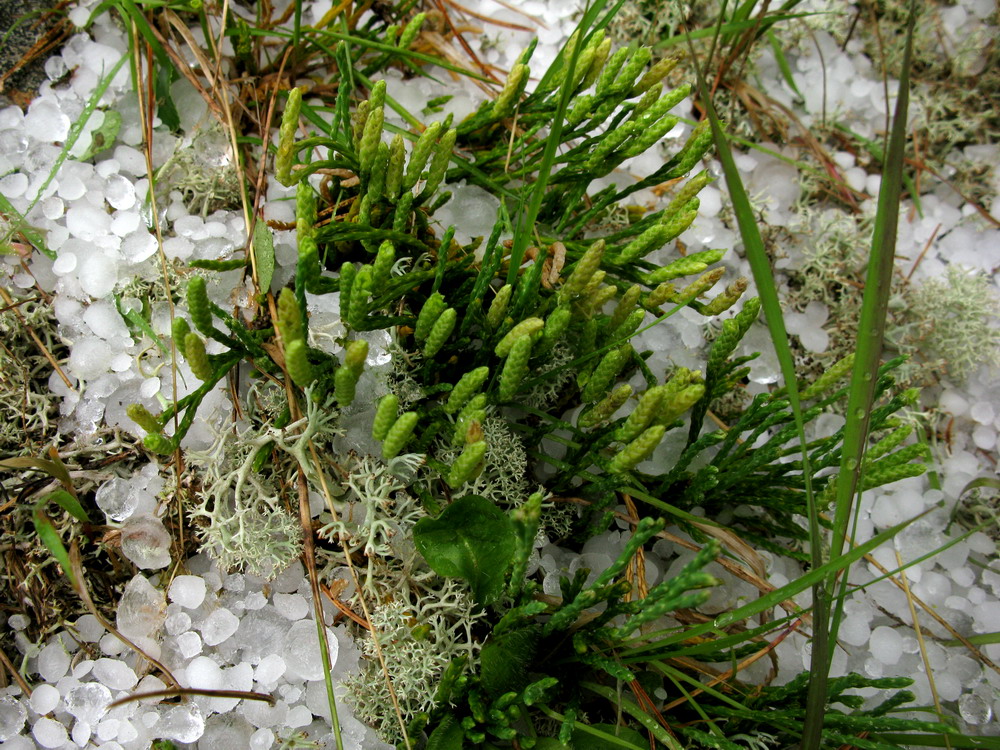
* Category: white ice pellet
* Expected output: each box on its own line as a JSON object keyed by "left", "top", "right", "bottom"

{"left": 162, "top": 235, "right": 194, "bottom": 260}
{"left": 968, "top": 532, "right": 995, "bottom": 555}
{"left": 78, "top": 253, "right": 119, "bottom": 298}
{"left": 973, "top": 424, "right": 996, "bottom": 450}
{"left": 273, "top": 592, "right": 309, "bottom": 621}
{"left": 121, "top": 229, "right": 157, "bottom": 262}
{"left": 30, "top": 683, "right": 60, "bottom": 715}
{"left": 0, "top": 172, "right": 28, "bottom": 198}
{"left": 113, "top": 144, "right": 146, "bottom": 175}
{"left": 254, "top": 653, "right": 286, "bottom": 686}
{"left": 52, "top": 252, "right": 76, "bottom": 276}
{"left": 36, "top": 639, "right": 71, "bottom": 682}
{"left": 939, "top": 389, "right": 970, "bottom": 417}
{"left": 870, "top": 625, "right": 903, "bottom": 665}
{"left": 169, "top": 575, "right": 207, "bottom": 609}
{"left": 184, "top": 656, "right": 224, "bottom": 690}
{"left": 83, "top": 300, "right": 127, "bottom": 340}
{"left": 32, "top": 716, "right": 68, "bottom": 748}
{"left": 912, "top": 571, "right": 951, "bottom": 607}
{"left": 200, "top": 608, "right": 240, "bottom": 646}
{"left": 159, "top": 703, "right": 205, "bottom": 743}
{"left": 282, "top": 619, "right": 337, "bottom": 682}
{"left": 174, "top": 214, "right": 206, "bottom": 239}
{"left": 839, "top": 615, "right": 871, "bottom": 647}
{"left": 24, "top": 98, "right": 70, "bottom": 143}
{"left": 243, "top": 591, "right": 268, "bottom": 610}
{"left": 75, "top": 614, "right": 105, "bottom": 642}
{"left": 104, "top": 174, "right": 136, "bottom": 210}
{"left": 0, "top": 105, "right": 23, "bottom": 129}
{"left": 42, "top": 195, "right": 64, "bottom": 219}
{"left": 165, "top": 611, "right": 192, "bottom": 635}
{"left": 110, "top": 352, "right": 133, "bottom": 372}
{"left": 58, "top": 174, "right": 86, "bottom": 201}
{"left": 970, "top": 401, "right": 995, "bottom": 425}
{"left": 96, "top": 718, "right": 120, "bottom": 741}
{"left": 92, "top": 658, "right": 138, "bottom": 690}
{"left": 935, "top": 672, "right": 963, "bottom": 702}
{"left": 176, "top": 630, "right": 203, "bottom": 659}
{"left": 952, "top": 567, "right": 975, "bottom": 587}
{"left": 66, "top": 203, "right": 112, "bottom": 240}
{"left": 111, "top": 209, "right": 141, "bottom": 236}
{"left": 285, "top": 704, "right": 313, "bottom": 728}
{"left": 250, "top": 727, "right": 275, "bottom": 750}
{"left": 72, "top": 659, "right": 94, "bottom": 679}
{"left": 973, "top": 601, "right": 1000, "bottom": 630}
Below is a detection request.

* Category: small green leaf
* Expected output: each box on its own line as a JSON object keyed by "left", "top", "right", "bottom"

{"left": 115, "top": 293, "right": 170, "bottom": 355}
{"left": 155, "top": 65, "right": 181, "bottom": 132}
{"left": 425, "top": 713, "right": 465, "bottom": 750}
{"left": 572, "top": 724, "right": 647, "bottom": 750}
{"left": 253, "top": 220, "right": 275, "bottom": 295}
{"left": 480, "top": 626, "right": 540, "bottom": 697}
{"left": 42, "top": 489, "right": 91, "bottom": 524}
{"left": 78, "top": 109, "right": 122, "bottom": 161}
{"left": 413, "top": 495, "right": 516, "bottom": 605}
{"left": 32, "top": 509, "right": 77, "bottom": 588}
{"left": 0, "top": 457, "right": 71, "bottom": 488}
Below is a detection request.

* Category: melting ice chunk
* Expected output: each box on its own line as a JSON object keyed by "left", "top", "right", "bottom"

{"left": 200, "top": 608, "right": 240, "bottom": 646}
{"left": 96, "top": 477, "right": 138, "bottom": 522}
{"left": 64, "top": 682, "right": 112, "bottom": 725}
{"left": 959, "top": 693, "right": 992, "bottom": 725}
{"left": 116, "top": 574, "right": 166, "bottom": 640}
{"left": 159, "top": 702, "right": 205, "bottom": 743}
{"left": 120, "top": 515, "right": 172, "bottom": 570}
{"left": 0, "top": 695, "right": 27, "bottom": 741}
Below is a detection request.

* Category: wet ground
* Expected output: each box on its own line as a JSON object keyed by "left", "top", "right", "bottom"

{"left": 0, "top": 0, "right": 69, "bottom": 108}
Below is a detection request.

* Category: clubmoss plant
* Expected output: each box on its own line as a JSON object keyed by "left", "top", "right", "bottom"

{"left": 116, "top": 7, "right": 946, "bottom": 746}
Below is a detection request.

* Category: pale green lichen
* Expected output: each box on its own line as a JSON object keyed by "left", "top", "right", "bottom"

{"left": 894, "top": 265, "right": 1000, "bottom": 382}
{"left": 156, "top": 122, "right": 243, "bottom": 217}
{"left": 185, "top": 387, "right": 344, "bottom": 579}
{"left": 0, "top": 293, "right": 63, "bottom": 455}
{"left": 344, "top": 579, "right": 484, "bottom": 744}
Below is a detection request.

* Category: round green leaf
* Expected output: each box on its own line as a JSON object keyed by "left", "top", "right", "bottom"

{"left": 413, "top": 494, "right": 516, "bottom": 605}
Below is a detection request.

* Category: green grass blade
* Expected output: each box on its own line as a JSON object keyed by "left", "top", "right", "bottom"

{"left": 806, "top": 2, "right": 918, "bottom": 746}
{"left": 684, "top": 0, "right": 821, "bottom": 644}
{"left": 0, "top": 188, "right": 53, "bottom": 259}
{"left": 33, "top": 507, "right": 78, "bottom": 588}
{"left": 43, "top": 489, "right": 91, "bottom": 524}
{"left": 767, "top": 29, "right": 803, "bottom": 101}
{"left": 582, "top": 683, "right": 685, "bottom": 750}
{"left": 827, "top": 0, "right": 917, "bottom": 612}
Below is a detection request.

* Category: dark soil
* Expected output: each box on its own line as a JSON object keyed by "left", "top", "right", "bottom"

{"left": 0, "top": 0, "right": 71, "bottom": 108}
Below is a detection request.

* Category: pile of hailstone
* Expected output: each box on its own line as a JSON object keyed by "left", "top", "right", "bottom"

{"left": 2, "top": 0, "right": 1000, "bottom": 746}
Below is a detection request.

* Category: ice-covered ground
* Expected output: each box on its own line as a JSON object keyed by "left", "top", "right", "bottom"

{"left": 1, "top": 0, "right": 999, "bottom": 746}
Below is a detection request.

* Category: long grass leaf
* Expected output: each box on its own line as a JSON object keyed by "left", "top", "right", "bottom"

{"left": 684, "top": 1, "right": 823, "bottom": 685}
{"left": 803, "top": 2, "right": 918, "bottom": 746}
